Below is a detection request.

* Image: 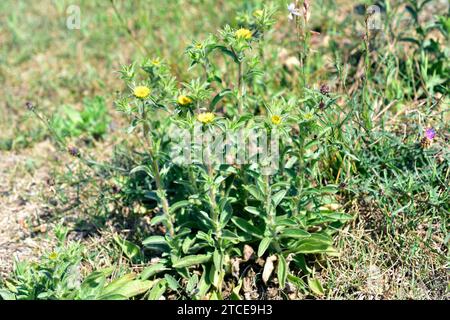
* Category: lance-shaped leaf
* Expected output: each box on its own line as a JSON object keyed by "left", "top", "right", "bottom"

{"left": 172, "top": 254, "right": 212, "bottom": 269}
{"left": 231, "top": 217, "right": 264, "bottom": 239}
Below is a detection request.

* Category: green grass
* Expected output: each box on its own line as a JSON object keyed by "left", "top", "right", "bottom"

{"left": 0, "top": 0, "right": 448, "bottom": 300}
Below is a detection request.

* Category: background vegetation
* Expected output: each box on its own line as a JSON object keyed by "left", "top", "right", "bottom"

{"left": 0, "top": 0, "right": 448, "bottom": 300}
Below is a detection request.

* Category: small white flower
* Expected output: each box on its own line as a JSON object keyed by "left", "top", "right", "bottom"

{"left": 287, "top": 3, "right": 301, "bottom": 21}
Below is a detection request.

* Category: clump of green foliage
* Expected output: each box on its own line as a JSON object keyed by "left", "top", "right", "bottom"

{"left": 0, "top": 225, "right": 155, "bottom": 300}
{"left": 0, "top": 225, "right": 81, "bottom": 300}
{"left": 108, "top": 4, "right": 356, "bottom": 299}
{"left": 51, "top": 96, "right": 110, "bottom": 141}
{"left": 4, "top": 0, "right": 448, "bottom": 300}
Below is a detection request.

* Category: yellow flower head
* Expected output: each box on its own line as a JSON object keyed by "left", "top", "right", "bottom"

{"left": 195, "top": 43, "right": 203, "bottom": 49}
{"left": 177, "top": 95, "right": 193, "bottom": 106}
{"left": 303, "top": 112, "right": 314, "bottom": 121}
{"left": 134, "top": 86, "right": 151, "bottom": 99}
{"left": 253, "top": 10, "right": 263, "bottom": 18}
{"left": 151, "top": 58, "right": 161, "bottom": 66}
{"left": 235, "top": 28, "right": 252, "bottom": 40}
{"left": 271, "top": 115, "right": 282, "bottom": 125}
{"left": 197, "top": 112, "right": 215, "bottom": 124}
{"left": 49, "top": 252, "right": 58, "bottom": 260}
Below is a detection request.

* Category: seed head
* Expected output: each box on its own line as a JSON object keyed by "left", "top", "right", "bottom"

{"left": 319, "top": 101, "right": 326, "bottom": 110}
{"left": 68, "top": 146, "right": 80, "bottom": 157}
{"left": 320, "top": 84, "right": 330, "bottom": 95}
{"left": 26, "top": 101, "right": 34, "bottom": 111}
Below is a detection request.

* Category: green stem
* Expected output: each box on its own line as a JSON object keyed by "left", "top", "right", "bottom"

{"left": 264, "top": 175, "right": 281, "bottom": 253}
{"left": 237, "top": 60, "right": 244, "bottom": 115}
{"left": 109, "top": 0, "right": 151, "bottom": 57}
{"left": 141, "top": 104, "right": 174, "bottom": 237}
{"left": 207, "top": 162, "right": 218, "bottom": 225}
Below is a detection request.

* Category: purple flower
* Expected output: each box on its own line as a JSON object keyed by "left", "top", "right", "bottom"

{"left": 425, "top": 128, "right": 436, "bottom": 140}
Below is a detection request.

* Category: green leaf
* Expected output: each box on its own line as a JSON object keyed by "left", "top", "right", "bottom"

{"left": 275, "top": 217, "right": 297, "bottom": 226}
{"left": 243, "top": 185, "right": 264, "bottom": 202}
{"left": 231, "top": 217, "right": 264, "bottom": 239}
{"left": 79, "top": 269, "right": 110, "bottom": 299}
{"left": 169, "top": 200, "right": 191, "bottom": 214}
{"left": 292, "top": 254, "right": 312, "bottom": 274}
{"left": 142, "top": 236, "right": 169, "bottom": 252}
{"left": 148, "top": 279, "right": 167, "bottom": 300}
{"left": 130, "top": 165, "right": 153, "bottom": 177}
{"left": 213, "top": 45, "right": 239, "bottom": 63}
{"left": 100, "top": 273, "right": 136, "bottom": 297}
{"left": 272, "top": 189, "right": 287, "bottom": 207}
{"left": 244, "top": 206, "right": 261, "bottom": 216}
{"left": 113, "top": 235, "right": 140, "bottom": 261}
{"left": 172, "top": 254, "right": 212, "bottom": 269}
{"left": 308, "top": 278, "right": 325, "bottom": 296}
{"left": 230, "top": 279, "right": 243, "bottom": 300}
{"left": 208, "top": 264, "right": 222, "bottom": 289}
{"left": 140, "top": 263, "right": 169, "bottom": 280}
{"left": 197, "top": 210, "right": 215, "bottom": 229}
{"left": 213, "top": 249, "right": 221, "bottom": 272}
{"left": 287, "top": 274, "right": 307, "bottom": 291}
{"left": 95, "top": 293, "right": 127, "bottom": 300}
{"left": 257, "top": 237, "right": 272, "bottom": 257}
{"left": 3, "top": 281, "right": 17, "bottom": 294}
{"left": 219, "top": 202, "right": 233, "bottom": 227}
{"left": 164, "top": 274, "right": 179, "bottom": 291}
{"left": 292, "top": 234, "right": 332, "bottom": 254}
{"left": 309, "top": 212, "right": 353, "bottom": 224}
{"left": 186, "top": 274, "right": 199, "bottom": 294}
{"left": 182, "top": 235, "right": 196, "bottom": 254}
{"left": 196, "top": 266, "right": 211, "bottom": 299}
{"left": 221, "top": 229, "right": 247, "bottom": 243}
{"left": 0, "top": 289, "right": 16, "bottom": 300}
{"left": 101, "top": 278, "right": 154, "bottom": 299}
{"left": 142, "top": 235, "right": 166, "bottom": 246}
{"left": 279, "top": 228, "right": 310, "bottom": 239}
{"left": 210, "top": 89, "right": 233, "bottom": 109}
{"left": 150, "top": 214, "right": 167, "bottom": 226}
{"left": 277, "top": 254, "right": 287, "bottom": 289}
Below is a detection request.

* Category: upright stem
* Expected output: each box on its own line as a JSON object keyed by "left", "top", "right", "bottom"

{"left": 362, "top": 14, "right": 372, "bottom": 131}
{"left": 141, "top": 104, "right": 174, "bottom": 237}
{"left": 207, "top": 162, "right": 218, "bottom": 226}
{"left": 295, "top": 8, "right": 308, "bottom": 97}
{"left": 109, "top": 0, "right": 151, "bottom": 57}
{"left": 237, "top": 60, "right": 244, "bottom": 115}
{"left": 264, "top": 175, "right": 282, "bottom": 253}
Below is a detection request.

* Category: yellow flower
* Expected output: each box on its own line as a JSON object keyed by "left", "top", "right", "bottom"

{"left": 49, "top": 252, "right": 58, "bottom": 260}
{"left": 197, "top": 112, "right": 215, "bottom": 124}
{"left": 271, "top": 115, "right": 282, "bottom": 125}
{"left": 177, "top": 95, "right": 193, "bottom": 106}
{"left": 134, "top": 86, "right": 151, "bottom": 99}
{"left": 253, "top": 10, "right": 263, "bottom": 17}
{"left": 195, "top": 43, "right": 203, "bottom": 49}
{"left": 303, "top": 112, "right": 314, "bottom": 121}
{"left": 235, "top": 28, "right": 252, "bottom": 40}
{"left": 151, "top": 58, "right": 161, "bottom": 66}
